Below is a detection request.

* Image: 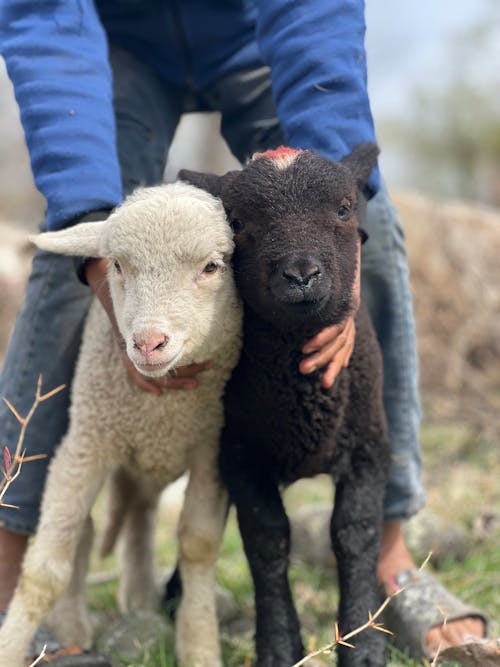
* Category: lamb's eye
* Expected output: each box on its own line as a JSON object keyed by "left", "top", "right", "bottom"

{"left": 230, "top": 218, "right": 245, "bottom": 232}
{"left": 203, "top": 262, "right": 219, "bottom": 275}
{"left": 113, "top": 260, "right": 122, "bottom": 273}
{"left": 337, "top": 204, "right": 351, "bottom": 220}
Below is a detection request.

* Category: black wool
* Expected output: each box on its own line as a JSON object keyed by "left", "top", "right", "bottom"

{"left": 181, "top": 144, "right": 390, "bottom": 667}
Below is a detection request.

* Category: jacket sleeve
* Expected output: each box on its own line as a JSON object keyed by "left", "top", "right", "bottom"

{"left": 0, "top": 0, "right": 123, "bottom": 229}
{"left": 253, "top": 0, "right": 380, "bottom": 195}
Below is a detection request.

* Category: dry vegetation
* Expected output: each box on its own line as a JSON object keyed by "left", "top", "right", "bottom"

{"left": 394, "top": 191, "right": 500, "bottom": 432}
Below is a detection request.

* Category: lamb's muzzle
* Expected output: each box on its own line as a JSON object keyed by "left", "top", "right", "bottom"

{"left": 273, "top": 254, "right": 325, "bottom": 302}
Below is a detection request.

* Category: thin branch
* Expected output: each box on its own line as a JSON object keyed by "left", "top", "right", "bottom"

{"left": 0, "top": 376, "right": 65, "bottom": 507}
{"left": 28, "top": 644, "right": 47, "bottom": 667}
{"left": 290, "top": 554, "right": 433, "bottom": 667}
{"left": 428, "top": 606, "right": 448, "bottom": 667}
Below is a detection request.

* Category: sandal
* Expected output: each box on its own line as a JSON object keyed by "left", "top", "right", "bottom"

{"left": 0, "top": 612, "right": 111, "bottom": 666}
{"left": 380, "top": 568, "right": 489, "bottom": 658}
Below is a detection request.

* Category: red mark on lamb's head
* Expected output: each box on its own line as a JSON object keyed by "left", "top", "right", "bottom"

{"left": 252, "top": 146, "right": 303, "bottom": 169}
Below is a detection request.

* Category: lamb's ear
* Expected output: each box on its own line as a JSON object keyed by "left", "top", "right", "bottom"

{"left": 178, "top": 169, "right": 239, "bottom": 197}
{"left": 178, "top": 170, "right": 224, "bottom": 197}
{"left": 30, "top": 220, "right": 107, "bottom": 257}
{"left": 341, "top": 143, "right": 380, "bottom": 189}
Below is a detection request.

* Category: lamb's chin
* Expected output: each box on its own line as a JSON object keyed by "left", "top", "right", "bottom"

{"left": 252, "top": 294, "right": 331, "bottom": 336}
{"left": 132, "top": 349, "right": 184, "bottom": 378}
{"left": 277, "top": 293, "right": 329, "bottom": 319}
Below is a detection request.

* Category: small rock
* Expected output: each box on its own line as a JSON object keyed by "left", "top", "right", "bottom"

{"left": 94, "top": 609, "right": 173, "bottom": 667}
{"left": 438, "top": 638, "right": 500, "bottom": 666}
{"left": 289, "top": 505, "right": 473, "bottom": 571}
{"left": 215, "top": 584, "right": 241, "bottom": 624}
{"left": 223, "top": 611, "right": 256, "bottom": 639}
{"left": 298, "top": 611, "right": 323, "bottom": 634}
{"left": 290, "top": 506, "right": 336, "bottom": 569}
{"left": 473, "top": 512, "right": 500, "bottom": 540}
{"left": 403, "top": 511, "right": 473, "bottom": 566}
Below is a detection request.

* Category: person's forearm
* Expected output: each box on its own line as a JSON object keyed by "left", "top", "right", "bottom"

{"left": 1, "top": 1, "right": 123, "bottom": 229}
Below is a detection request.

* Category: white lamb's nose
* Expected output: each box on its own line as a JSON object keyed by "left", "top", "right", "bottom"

{"left": 133, "top": 331, "right": 168, "bottom": 358}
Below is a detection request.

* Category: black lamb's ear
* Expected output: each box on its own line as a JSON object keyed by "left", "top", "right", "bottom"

{"left": 178, "top": 169, "right": 223, "bottom": 196}
{"left": 177, "top": 169, "right": 239, "bottom": 198}
{"left": 358, "top": 228, "right": 369, "bottom": 245}
{"left": 341, "top": 143, "right": 380, "bottom": 190}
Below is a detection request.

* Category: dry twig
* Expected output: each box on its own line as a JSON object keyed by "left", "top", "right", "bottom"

{"left": 0, "top": 375, "right": 64, "bottom": 507}
{"left": 290, "top": 553, "right": 433, "bottom": 667}
{"left": 27, "top": 644, "right": 47, "bottom": 667}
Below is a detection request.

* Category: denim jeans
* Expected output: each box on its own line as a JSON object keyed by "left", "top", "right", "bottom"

{"left": 362, "top": 187, "right": 424, "bottom": 520}
{"left": 0, "top": 46, "right": 423, "bottom": 533}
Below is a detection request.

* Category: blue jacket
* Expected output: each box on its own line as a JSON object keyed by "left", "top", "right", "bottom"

{"left": 0, "top": 0, "right": 379, "bottom": 230}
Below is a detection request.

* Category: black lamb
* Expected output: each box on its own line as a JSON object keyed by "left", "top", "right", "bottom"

{"left": 180, "top": 144, "right": 390, "bottom": 667}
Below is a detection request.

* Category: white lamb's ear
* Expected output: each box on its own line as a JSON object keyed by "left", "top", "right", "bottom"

{"left": 30, "top": 220, "right": 108, "bottom": 257}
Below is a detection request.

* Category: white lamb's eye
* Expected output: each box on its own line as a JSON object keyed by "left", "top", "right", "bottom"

{"left": 203, "top": 262, "right": 219, "bottom": 275}
{"left": 113, "top": 260, "right": 122, "bottom": 273}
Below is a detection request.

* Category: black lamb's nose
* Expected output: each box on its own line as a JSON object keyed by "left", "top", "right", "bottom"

{"left": 282, "top": 262, "right": 321, "bottom": 288}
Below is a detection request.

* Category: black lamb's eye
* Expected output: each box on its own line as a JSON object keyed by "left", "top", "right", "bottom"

{"left": 203, "top": 262, "right": 219, "bottom": 274}
{"left": 113, "top": 260, "right": 122, "bottom": 273}
{"left": 337, "top": 205, "right": 351, "bottom": 220}
{"left": 230, "top": 218, "right": 245, "bottom": 232}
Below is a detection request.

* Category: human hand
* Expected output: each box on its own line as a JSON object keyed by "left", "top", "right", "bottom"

{"left": 299, "top": 239, "right": 361, "bottom": 389}
{"left": 85, "top": 258, "right": 211, "bottom": 395}
{"left": 300, "top": 317, "right": 356, "bottom": 388}
{"left": 119, "top": 354, "right": 212, "bottom": 396}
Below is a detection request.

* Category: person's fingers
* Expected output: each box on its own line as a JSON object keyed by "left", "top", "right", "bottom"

{"left": 300, "top": 318, "right": 355, "bottom": 374}
{"left": 342, "top": 318, "right": 356, "bottom": 368}
{"left": 162, "top": 376, "right": 199, "bottom": 390}
{"left": 301, "top": 330, "right": 348, "bottom": 372}
{"left": 170, "top": 360, "right": 212, "bottom": 378}
{"left": 121, "top": 354, "right": 212, "bottom": 393}
{"left": 127, "top": 368, "right": 163, "bottom": 395}
{"left": 300, "top": 337, "right": 346, "bottom": 374}
{"left": 321, "top": 359, "right": 344, "bottom": 389}
{"left": 154, "top": 360, "right": 212, "bottom": 389}
{"left": 302, "top": 322, "right": 345, "bottom": 354}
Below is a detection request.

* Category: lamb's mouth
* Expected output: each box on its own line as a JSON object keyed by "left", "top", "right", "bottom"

{"left": 134, "top": 349, "right": 184, "bottom": 377}
{"left": 278, "top": 292, "right": 329, "bottom": 311}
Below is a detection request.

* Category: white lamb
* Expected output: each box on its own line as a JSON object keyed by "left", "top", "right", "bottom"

{"left": 0, "top": 182, "right": 242, "bottom": 667}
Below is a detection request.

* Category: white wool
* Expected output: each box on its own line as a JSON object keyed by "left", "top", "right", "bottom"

{"left": 0, "top": 183, "right": 242, "bottom": 667}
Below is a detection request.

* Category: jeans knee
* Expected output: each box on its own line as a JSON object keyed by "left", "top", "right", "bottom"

{"left": 363, "top": 188, "right": 407, "bottom": 263}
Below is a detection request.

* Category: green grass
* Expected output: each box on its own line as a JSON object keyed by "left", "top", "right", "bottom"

{"left": 85, "top": 420, "right": 499, "bottom": 666}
